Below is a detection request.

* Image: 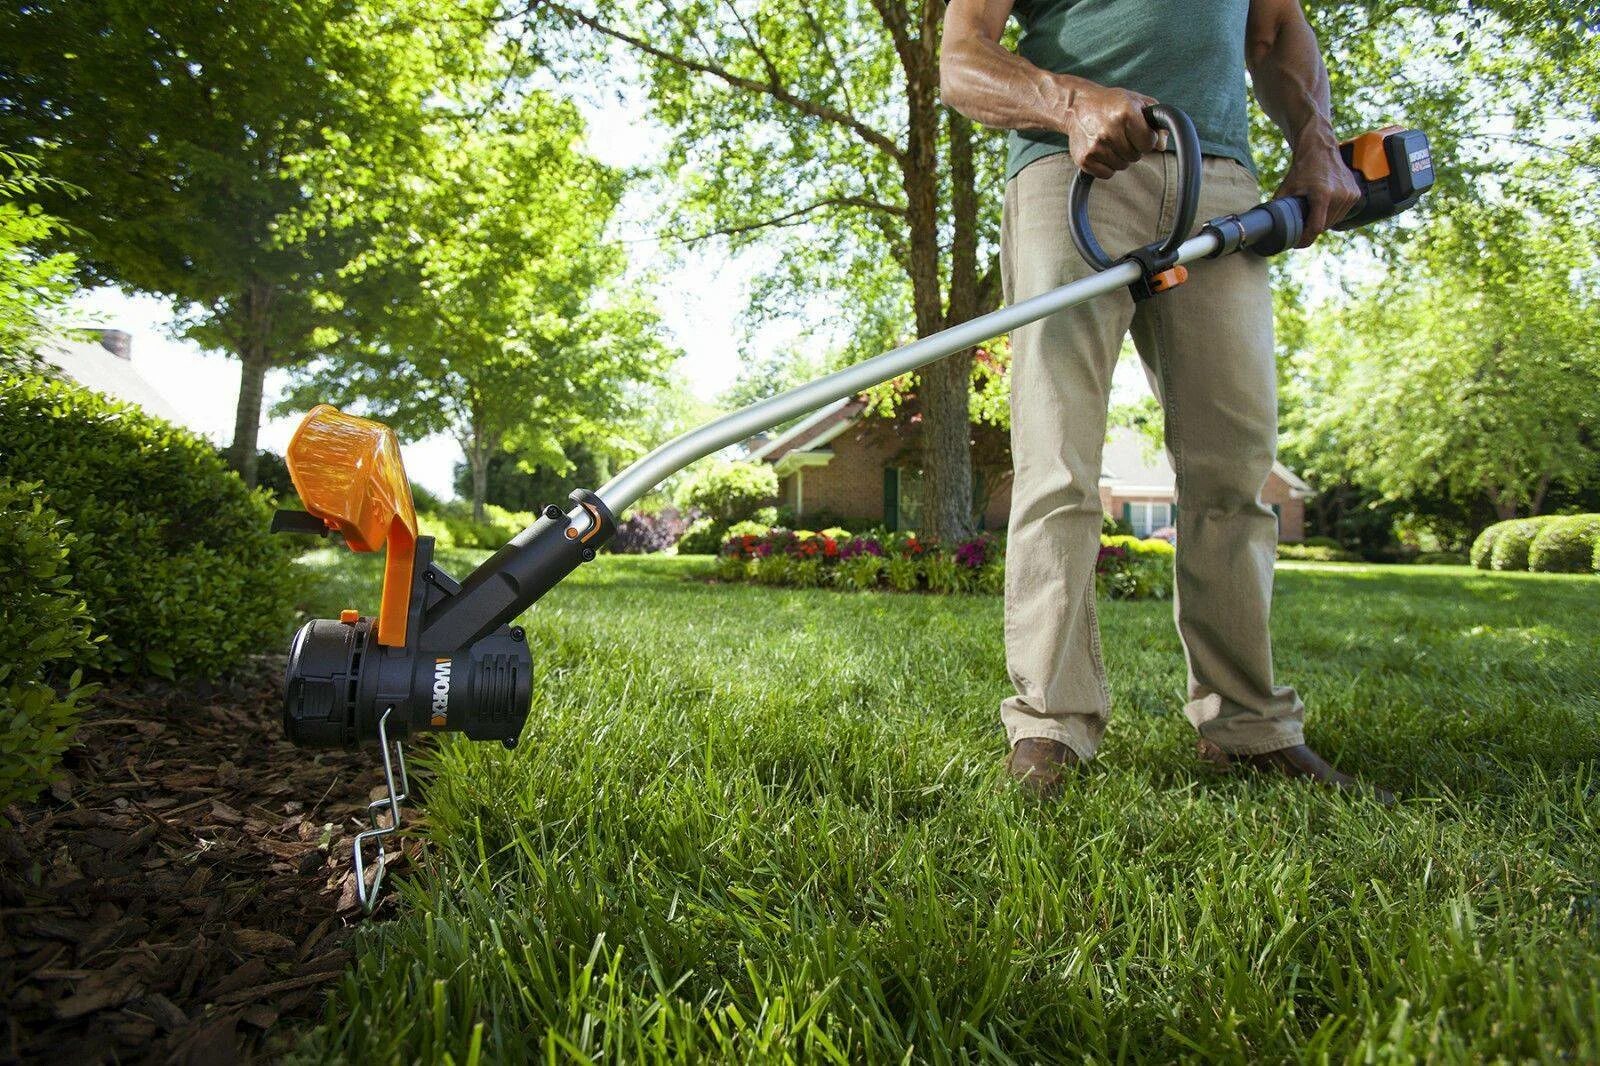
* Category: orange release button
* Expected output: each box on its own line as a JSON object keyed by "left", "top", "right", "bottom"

{"left": 339, "top": 609, "right": 360, "bottom": 625}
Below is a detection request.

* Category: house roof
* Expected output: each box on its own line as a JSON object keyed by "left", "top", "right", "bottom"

{"left": 40, "top": 331, "right": 185, "bottom": 425}
{"left": 757, "top": 404, "right": 1312, "bottom": 498}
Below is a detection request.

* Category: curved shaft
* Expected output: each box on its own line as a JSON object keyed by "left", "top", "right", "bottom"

{"left": 592, "top": 229, "right": 1221, "bottom": 517}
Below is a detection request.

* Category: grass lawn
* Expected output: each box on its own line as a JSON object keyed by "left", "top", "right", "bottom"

{"left": 288, "top": 551, "right": 1598, "bottom": 1063}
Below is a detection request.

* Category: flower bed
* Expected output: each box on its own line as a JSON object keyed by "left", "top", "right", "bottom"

{"left": 714, "top": 526, "right": 1174, "bottom": 599}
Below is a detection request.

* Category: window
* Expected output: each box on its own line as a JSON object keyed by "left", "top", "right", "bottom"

{"left": 1126, "top": 501, "right": 1172, "bottom": 538}
{"left": 883, "top": 467, "right": 923, "bottom": 532}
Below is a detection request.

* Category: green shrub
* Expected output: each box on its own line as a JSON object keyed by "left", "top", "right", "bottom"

{"left": 753, "top": 554, "right": 793, "bottom": 586}
{"left": 836, "top": 554, "right": 883, "bottom": 591}
{"left": 885, "top": 556, "right": 921, "bottom": 592}
{"left": 1489, "top": 516, "right": 1558, "bottom": 572}
{"left": 789, "top": 558, "right": 824, "bottom": 589}
{"left": 713, "top": 555, "right": 749, "bottom": 582}
{"left": 0, "top": 374, "right": 297, "bottom": 679}
{"left": 675, "top": 461, "right": 779, "bottom": 529}
{"left": 1414, "top": 551, "right": 1469, "bottom": 566}
{"left": 1527, "top": 514, "right": 1600, "bottom": 573}
{"left": 1104, "top": 557, "right": 1173, "bottom": 600}
{"left": 723, "top": 520, "right": 772, "bottom": 544}
{"left": 1302, "top": 535, "right": 1342, "bottom": 550}
{"left": 1469, "top": 522, "right": 1504, "bottom": 570}
{"left": 976, "top": 560, "right": 1005, "bottom": 595}
{"left": 923, "top": 552, "right": 971, "bottom": 594}
{"left": 0, "top": 481, "right": 99, "bottom": 811}
{"left": 420, "top": 501, "right": 532, "bottom": 550}
{"left": 677, "top": 518, "right": 725, "bottom": 556}
{"left": 1276, "top": 543, "right": 1362, "bottom": 562}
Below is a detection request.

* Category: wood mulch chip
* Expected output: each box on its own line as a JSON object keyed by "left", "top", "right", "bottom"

{"left": 1, "top": 656, "right": 422, "bottom": 1064}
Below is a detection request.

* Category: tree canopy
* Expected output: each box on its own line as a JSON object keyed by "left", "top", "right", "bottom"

{"left": 1284, "top": 203, "right": 1600, "bottom": 527}
{"left": 280, "top": 89, "right": 677, "bottom": 520}
{"left": 0, "top": 0, "right": 482, "bottom": 482}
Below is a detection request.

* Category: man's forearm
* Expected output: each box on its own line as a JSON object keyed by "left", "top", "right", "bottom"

{"left": 1247, "top": 11, "right": 1339, "bottom": 155}
{"left": 939, "top": 34, "right": 1085, "bottom": 134}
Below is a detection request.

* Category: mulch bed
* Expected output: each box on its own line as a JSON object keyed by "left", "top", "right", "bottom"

{"left": 0, "top": 656, "right": 421, "bottom": 1064}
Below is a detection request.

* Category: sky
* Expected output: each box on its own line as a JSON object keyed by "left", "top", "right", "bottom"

{"left": 69, "top": 79, "right": 1161, "bottom": 500}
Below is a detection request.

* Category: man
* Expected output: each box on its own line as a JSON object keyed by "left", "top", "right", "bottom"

{"left": 940, "top": 0, "right": 1391, "bottom": 800}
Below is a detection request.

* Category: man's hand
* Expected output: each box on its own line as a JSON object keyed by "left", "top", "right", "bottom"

{"left": 1248, "top": 0, "right": 1357, "bottom": 246}
{"left": 1063, "top": 83, "right": 1164, "bottom": 179}
{"left": 1272, "top": 136, "right": 1362, "bottom": 246}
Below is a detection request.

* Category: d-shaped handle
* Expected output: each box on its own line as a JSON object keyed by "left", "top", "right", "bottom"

{"left": 1068, "top": 103, "right": 1203, "bottom": 273}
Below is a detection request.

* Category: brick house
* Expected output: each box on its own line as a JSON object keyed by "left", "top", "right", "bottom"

{"left": 748, "top": 396, "right": 1309, "bottom": 541}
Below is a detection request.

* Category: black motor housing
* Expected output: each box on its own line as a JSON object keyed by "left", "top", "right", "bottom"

{"left": 284, "top": 613, "right": 532, "bottom": 748}
{"left": 279, "top": 489, "right": 616, "bottom": 751}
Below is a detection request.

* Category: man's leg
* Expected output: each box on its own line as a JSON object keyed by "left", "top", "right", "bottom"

{"left": 1129, "top": 155, "right": 1304, "bottom": 754}
{"left": 1001, "top": 153, "right": 1169, "bottom": 765}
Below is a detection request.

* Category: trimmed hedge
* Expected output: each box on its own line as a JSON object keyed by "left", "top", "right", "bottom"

{"left": 1488, "top": 516, "right": 1560, "bottom": 572}
{"left": 0, "top": 373, "right": 297, "bottom": 679}
{"left": 1528, "top": 515, "right": 1600, "bottom": 574}
{"left": 1277, "top": 543, "right": 1362, "bottom": 562}
{"left": 1414, "top": 551, "right": 1469, "bottom": 566}
{"left": 0, "top": 480, "right": 99, "bottom": 812}
{"left": 1469, "top": 523, "right": 1503, "bottom": 569}
{"left": 715, "top": 528, "right": 1174, "bottom": 600}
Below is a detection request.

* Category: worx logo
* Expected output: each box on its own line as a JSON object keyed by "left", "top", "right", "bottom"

{"left": 430, "top": 658, "right": 451, "bottom": 727}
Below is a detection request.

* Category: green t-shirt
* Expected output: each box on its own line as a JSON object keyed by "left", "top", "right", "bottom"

{"left": 1007, "top": 0, "right": 1255, "bottom": 180}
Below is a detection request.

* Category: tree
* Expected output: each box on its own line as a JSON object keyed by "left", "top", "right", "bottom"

{"left": 1284, "top": 204, "right": 1600, "bottom": 524}
{"left": 0, "top": 152, "right": 78, "bottom": 372}
{"left": 281, "top": 90, "right": 675, "bottom": 520}
{"left": 522, "top": 1, "right": 1006, "bottom": 540}
{"left": 0, "top": 0, "right": 473, "bottom": 483}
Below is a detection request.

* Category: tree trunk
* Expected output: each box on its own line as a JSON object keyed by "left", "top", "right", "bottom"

{"left": 469, "top": 450, "right": 489, "bottom": 523}
{"left": 226, "top": 282, "right": 274, "bottom": 487}
{"left": 229, "top": 355, "right": 269, "bottom": 486}
{"left": 900, "top": 4, "right": 974, "bottom": 541}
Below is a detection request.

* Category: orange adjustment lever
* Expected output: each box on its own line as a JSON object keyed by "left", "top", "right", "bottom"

{"left": 285, "top": 405, "right": 419, "bottom": 648}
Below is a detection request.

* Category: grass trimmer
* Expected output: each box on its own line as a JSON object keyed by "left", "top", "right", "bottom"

{"left": 270, "top": 106, "right": 1433, "bottom": 908}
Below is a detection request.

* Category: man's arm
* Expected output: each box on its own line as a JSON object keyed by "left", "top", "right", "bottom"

{"left": 1247, "top": 0, "right": 1362, "bottom": 245}
{"left": 940, "top": 0, "right": 1161, "bottom": 180}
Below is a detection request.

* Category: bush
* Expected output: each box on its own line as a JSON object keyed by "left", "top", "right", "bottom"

{"left": 0, "top": 374, "right": 297, "bottom": 679}
{"left": 1469, "top": 522, "right": 1505, "bottom": 570}
{"left": 677, "top": 518, "right": 725, "bottom": 556}
{"left": 415, "top": 501, "right": 534, "bottom": 551}
{"left": 1527, "top": 514, "right": 1600, "bottom": 573}
{"left": 836, "top": 553, "right": 883, "bottom": 591}
{"left": 723, "top": 520, "right": 773, "bottom": 545}
{"left": 675, "top": 461, "right": 779, "bottom": 529}
{"left": 608, "top": 508, "right": 688, "bottom": 554}
{"left": 884, "top": 555, "right": 921, "bottom": 592}
{"left": 1414, "top": 551, "right": 1469, "bottom": 566}
{"left": 0, "top": 481, "right": 99, "bottom": 812}
{"left": 1302, "top": 535, "right": 1342, "bottom": 550}
{"left": 1276, "top": 543, "right": 1362, "bottom": 563}
{"left": 1489, "top": 516, "right": 1559, "bottom": 572}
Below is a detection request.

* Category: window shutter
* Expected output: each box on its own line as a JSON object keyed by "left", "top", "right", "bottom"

{"left": 883, "top": 468, "right": 899, "bottom": 531}
{"left": 1121, "top": 502, "right": 1132, "bottom": 528}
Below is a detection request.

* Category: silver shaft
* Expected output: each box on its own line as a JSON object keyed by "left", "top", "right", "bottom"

{"left": 592, "top": 229, "right": 1223, "bottom": 518}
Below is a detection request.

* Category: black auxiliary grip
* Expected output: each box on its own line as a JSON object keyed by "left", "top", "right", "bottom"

{"left": 1068, "top": 103, "right": 1203, "bottom": 273}
{"left": 1202, "top": 195, "right": 1308, "bottom": 259}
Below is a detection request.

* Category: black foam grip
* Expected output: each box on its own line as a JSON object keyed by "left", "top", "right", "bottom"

{"left": 1240, "top": 196, "right": 1306, "bottom": 257}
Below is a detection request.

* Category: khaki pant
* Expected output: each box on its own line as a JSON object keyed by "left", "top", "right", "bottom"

{"left": 999, "top": 150, "right": 1304, "bottom": 759}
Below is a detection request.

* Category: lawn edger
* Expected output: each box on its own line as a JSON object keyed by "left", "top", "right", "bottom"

{"left": 270, "top": 106, "right": 1433, "bottom": 908}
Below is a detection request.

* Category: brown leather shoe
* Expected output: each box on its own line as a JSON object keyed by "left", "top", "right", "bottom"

{"left": 1005, "top": 737, "right": 1080, "bottom": 799}
{"left": 1197, "top": 738, "right": 1395, "bottom": 805}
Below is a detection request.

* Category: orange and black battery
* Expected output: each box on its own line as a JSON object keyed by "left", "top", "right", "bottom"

{"left": 1336, "top": 127, "right": 1434, "bottom": 231}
